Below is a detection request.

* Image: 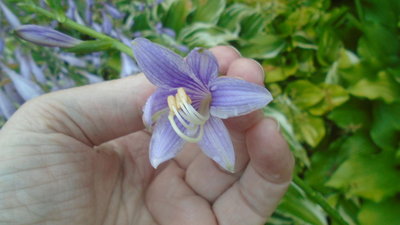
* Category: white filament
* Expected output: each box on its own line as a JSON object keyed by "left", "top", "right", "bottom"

{"left": 167, "top": 88, "right": 210, "bottom": 143}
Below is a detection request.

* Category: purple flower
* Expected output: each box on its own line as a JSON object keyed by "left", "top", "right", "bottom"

{"left": 133, "top": 38, "right": 272, "bottom": 171}
{"left": 101, "top": 11, "right": 113, "bottom": 35}
{"left": 0, "top": 89, "right": 16, "bottom": 119}
{"left": 120, "top": 53, "right": 140, "bottom": 77}
{"left": 0, "top": 38, "right": 4, "bottom": 56}
{"left": 0, "top": 63, "right": 43, "bottom": 101}
{"left": 15, "top": 25, "right": 82, "bottom": 48}
{"left": 85, "top": 0, "right": 94, "bottom": 26}
{"left": 0, "top": 1, "right": 21, "bottom": 28}
{"left": 104, "top": 3, "right": 124, "bottom": 19}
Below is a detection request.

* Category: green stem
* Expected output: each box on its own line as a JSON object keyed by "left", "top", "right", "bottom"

{"left": 23, "top": 4, "right": 133, "bottom": 57}
{"left": 293, "top": 176, "right": 349, "bottom": 225}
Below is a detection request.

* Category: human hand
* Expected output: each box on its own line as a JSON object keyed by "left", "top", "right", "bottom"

{"left": 0, "top": 46, "right": 294, "bottom": 225}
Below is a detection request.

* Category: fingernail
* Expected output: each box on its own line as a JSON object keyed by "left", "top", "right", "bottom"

{"left": 267, "top": 116, "right": 280, "bottom": 132}
{"left": 251, "top": 59, "right": 265, "bottom": 81}
{"left": 226, "top": 45, "right": 241, "bottom": 57}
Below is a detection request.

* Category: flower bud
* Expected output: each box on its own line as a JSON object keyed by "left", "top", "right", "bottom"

{"left": 15, "top": 25, "right": 82, "bottom": 48}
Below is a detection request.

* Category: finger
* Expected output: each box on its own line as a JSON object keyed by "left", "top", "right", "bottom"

{"left": 224, "top": 57, "right": 266, "bottom": 132}
{"left": 5, "top": 74, "right": 155, "bottom": 146}
{"left": 184, "top": 56, "right": 264, "bottom": 201}
{"left": 146, "top": 161, "right": 217, "bottom": 225}
{"left": 213, "top": 118, "right": 294, "bottom": 225}
{"left": 209, "top": 46, "right": 241, "bottom": 75}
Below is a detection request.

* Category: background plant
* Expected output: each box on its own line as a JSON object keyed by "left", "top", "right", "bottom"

{"left": 0, "top": 0, "right": 399, "bottom": 224}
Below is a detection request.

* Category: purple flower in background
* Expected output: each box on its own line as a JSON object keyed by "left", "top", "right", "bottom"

{"left": 120, "top": 53, "right": 140, "bottom": 77}
{"left": 104, "top": 3, "right": 124, "bottom": 19}
{"left": 0, "top": 1, "right": 21, "bottom": 28}
{"left": 15, "top": 49, "right": 31, "bottom": 79}
{"left": 85, "top": 0, "right": 94, "bottom": 26}
{"left": 0, "top": 63, "right": 43, "bottom": 101}
{"left": 101, "top": 11, "right": 113, "bottom": 35}
{"left": 133, "top": 38, "right": 272, "bottom": 171}
{"left": 0, "top": 38, "right": 4, "bottom": 56}
{"left": 0, "top": 89, "right": 16, "bottom": 119}
{"left": 155, "top": 22, "right": 176, "bottom": 38}
{"left": 15, "top": 25, "right": 82, "bottom": 48}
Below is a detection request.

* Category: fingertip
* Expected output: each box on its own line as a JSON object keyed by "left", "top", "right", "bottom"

{"left": 209, "top": 46, "right": 241, "bottom": 75}
{"left": 226, "top": 58, "right": 265, "bottom": 86}
{"left": 246, "top": 118, "right": 294, "bottom": 184}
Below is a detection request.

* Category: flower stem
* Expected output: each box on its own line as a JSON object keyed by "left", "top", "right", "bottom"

{"left": 21, "top": 4, "right": 133, "bottom": 57}
{"left": 293, "top": 176, "right": 349, "bottom": 225}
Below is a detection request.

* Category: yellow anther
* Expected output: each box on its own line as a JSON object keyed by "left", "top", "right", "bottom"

{"left": 177, "top": 87, "right": 192, "bottom": 104}
{"left": 167, "top": 95, "right": 177, "bottom": 112}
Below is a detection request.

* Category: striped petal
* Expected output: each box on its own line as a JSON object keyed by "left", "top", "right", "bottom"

{"left": 198, "top": 116, "right": 235, "bottom": 172}
{"left": 132, "top": 38, "right": 207, "bottom": 92}
{"left": 143, "top": 88, "right": 175, "bottom": 128}
{"left": 209, "top": 77, "right": 273, "bottom": 119}
{"left": 186, "top": 48, "right": 218, "bottom": 85}
{"left": 149, "top": 114, "right": 184, "bottom": 168}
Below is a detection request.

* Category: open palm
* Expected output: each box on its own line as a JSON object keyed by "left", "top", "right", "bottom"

{"left": 0, "top": 47, "right": 293, "bottom": 225}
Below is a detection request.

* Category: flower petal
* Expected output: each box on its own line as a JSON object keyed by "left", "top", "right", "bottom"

{"left": 132, "top": 38, "right": 206, "bottom": 91}
{"left": 198, "top": 116, "right": 235, "bottom": 172}
{"left": 186, "top": 48, "right": 218, "bottom": 85}
{"left": 209, "top": 77, "right": 273, "bottom": 119}
{"left": 143, "top": 88, "right": 175, "bottom": 128}
{"left": 0, "top": 63, "right": 43, "bottom": 101}
{"left": 0, "top": 89, "right": 16, "bottom": 119}
{"left": 119, "top": 53, "right": 140, "bottom": 78}
{"left": 0, "top": 1, "right": 21, "bottom": 28}
{"left": 149, "top": 114, "right": 184, "bottom": 168}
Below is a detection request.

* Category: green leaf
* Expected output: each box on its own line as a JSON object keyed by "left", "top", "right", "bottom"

{"left": 358, "top": 22, "right": 400, "bottom": 67}
{"left": 370, "top": 102, "right": 400, "bottom": 151}
{"left": 162, "top": 0, "right": 189, "bottom": 33}
{"left": 277, "top": 183, "right": 327, "bottom": 225}
{"left": 45, "top": 0, "right": 66, "bottom": 22}
{"left": 306, "top": 133, "right": 376, "bottom": 191}
{"left": 286, "top": 80, "right": 324, "bottom": 109}
{"left": 217, "top": 3, "right": 251, "bottom": 33}
{"left": 239, "top": 11, "right": 267, "bottom": 39}
{"left": 294, "top": 113, "right": 325, "bottom": 147}
{"left": 65, "top": 40, "right": 114, "bottom": 54}
{"left": 349, "top": 71, "right": 400, "bottom": 103}
{"left": 240, "top": 34, "right": 286, "bottom": 59}
{"left": 178, "top": 23, "right": 236, "bottom": 48}
{"left": 264, "top": 57, "right": 298, "bottom": 83}
{"left": 327, "top": 151, "right": 400, "bottom": 202}
{"left": 328, "top": 99, "right": 370, "bottom": 131}
{"left": 358, "top": 199, "right": 400, "bottom": 225}
{"left": 309, "top": 83, "right": 349, "bottom": 116}
{"left": 190, "top": 0, "right": 226, "bottom": 24}
{"left": 317, "top": 28, "right": 342, "bottom": 66}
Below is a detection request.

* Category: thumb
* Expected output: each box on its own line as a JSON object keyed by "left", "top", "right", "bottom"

{"left": 4, "top": 73, "right": 155, "bottom": 146}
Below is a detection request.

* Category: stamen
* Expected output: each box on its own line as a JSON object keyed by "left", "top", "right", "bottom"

{"left": 166, "top": 87, "right": 210, "bottom": 143}
{"left": 172, "top": 106, "right": 197, "bottom": 130}
{"left": 168, "top": 114, "right": 204, "bottom": 143}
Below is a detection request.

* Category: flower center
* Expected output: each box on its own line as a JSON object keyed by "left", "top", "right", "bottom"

{"left": 167, "top": 88, "right": 210, "bottom": 143}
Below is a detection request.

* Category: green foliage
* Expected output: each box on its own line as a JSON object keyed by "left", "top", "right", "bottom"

{"left": 358, "top": 199, "right": 400, "bottom": 225}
